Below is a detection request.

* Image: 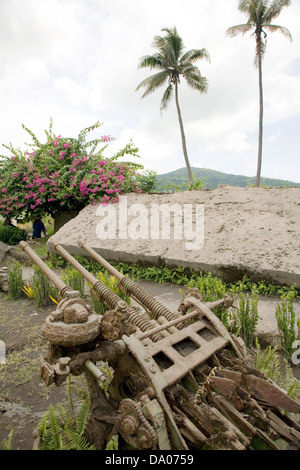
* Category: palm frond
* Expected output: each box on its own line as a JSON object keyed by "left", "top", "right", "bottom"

{"left": 151, "top": 27, "right": 185, "bottom": 68}
{"left": 266, "top": 23, "right": 292, "bottom": 40}
{"left": 165, "top": 28, "right": 184, "bottom": 62}
{"left": 183, "top": 70, "right": 208, "bottom": 93}
{"left": 239, "top": 0, "right": 260, "bottom": 20}
{"left": 180, "top": 48, "right": 210, "bottom": 65}
{"left": 136, "top": 70, "right": 169, "bottom": 97}
{"left": 138, "top": 53, "right": 165, "bottom": 70}
{"left": 226, "top": 23, "right": 254, "bottom": 37}
{"left": 264, "top": 0, "right": 292, "bottom": 23}
{"left": 160, "top": 83, "right": 174, "bottom": 112}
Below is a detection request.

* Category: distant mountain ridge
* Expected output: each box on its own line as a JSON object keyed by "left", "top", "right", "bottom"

{"left": 155, "top": 167, "right": 300, "bottom": 190}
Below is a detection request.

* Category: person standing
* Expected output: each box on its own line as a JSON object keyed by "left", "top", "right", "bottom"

{"left": 33, "top": 219, "right": 46, "bottom": 239}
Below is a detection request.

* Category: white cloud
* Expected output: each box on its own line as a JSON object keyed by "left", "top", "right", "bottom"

{"left": 0, "top": 0, "right": 299, "bottom": 182}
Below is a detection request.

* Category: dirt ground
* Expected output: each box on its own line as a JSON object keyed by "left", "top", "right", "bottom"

{"left": 0, "top": 294, "right": 72, "bottom": 450}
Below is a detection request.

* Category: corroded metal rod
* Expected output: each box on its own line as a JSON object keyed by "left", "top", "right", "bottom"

{"left": 136, "top": 310, "right": 199, "bottom": 340}
{"left": 50, "top": 241, "right": 164, "bottom": 340}
{"left": 77, "top": 241, "right": 183, "bottom": 323}
{"left": 77, "top": 241, "right": 123, "bottom": 281}
{"left": 51, "top": 240, "right": 103, "bottom": 288}
{"left": 19, "top": 241, "right": 67, "bottom": 294}
{"left": 84, "top": 359, "right": 107, "bottom": 382}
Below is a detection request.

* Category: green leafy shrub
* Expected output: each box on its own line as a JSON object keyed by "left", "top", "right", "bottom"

{"left": 135, "top": 169, "right": 158, "bottom": 193}
{"left": 0, "top": 225, "right": 27, "bottom": 245}
{"left": 0, "top": 119, "right": 146, "bottom": 220}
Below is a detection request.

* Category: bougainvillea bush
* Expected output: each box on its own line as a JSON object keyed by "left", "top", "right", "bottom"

{"left": 0, "top": 119, "right": 153, "bottom": 220}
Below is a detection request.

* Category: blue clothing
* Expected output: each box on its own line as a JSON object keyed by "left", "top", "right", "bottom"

{"left": 33, "top": 220, "right": 45, "bottom": 238}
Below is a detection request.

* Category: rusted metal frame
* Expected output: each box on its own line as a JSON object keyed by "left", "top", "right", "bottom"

{"left": 136, "top": 310, "right": 199, "bottom": 340}
{"left": 178, "top": 295, "right": 245, "bottom": 361}
{"left": 141, "top": 321, "right": 228, "bottom": 386}
{"left": 122, "top": 334, "right": 188, "bottom": 450}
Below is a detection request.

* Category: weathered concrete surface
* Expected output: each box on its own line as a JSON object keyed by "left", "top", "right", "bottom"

{"left": 48, "top": 186, "right": 300, "bottom": 288}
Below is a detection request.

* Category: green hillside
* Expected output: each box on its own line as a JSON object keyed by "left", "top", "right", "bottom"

{"left": 155, "top": 167, "right": 300, "bottom": 190}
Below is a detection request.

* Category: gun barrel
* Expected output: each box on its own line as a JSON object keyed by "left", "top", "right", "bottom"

{"left": 19, "top": 241, "right": 67, "bottom": 293}
{"left": 50, "top": 240, "right": 129, "bottom": 310}
{"left": 51, "top": 241, "right": 165, "bottom": 340}
{"left": 77, "top": 240, "right": 123, "bottom": 281}
{"left": 77, "top": 241, "right": 183, "bottom": 324}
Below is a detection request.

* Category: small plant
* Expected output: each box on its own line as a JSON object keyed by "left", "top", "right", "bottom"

{"left": 7, "top": 262, "right": 23, "bottom": 300}
{"left": 61, "top": 266, "right": 85, "bottom": 297}
{"left": 254, "top": 339, "right": 300, "bottom": 402}
{"left": 105, "top": 435, "right": 119, "bottom": 450}
{"left": 32, "top": 266, "right": 58, "bottom": 308}
{"left": 50, "top": 295, "right": 58, "bottom": 304}
{"left": 36, "top": 377, "right": 96, "bottom": 450}
{"left": 1, "top": 430, "right": 14, "bottom": 450}
{"left": 186, "top": 272, "right": 230, "bottom": 323}
{"left": 275, "top": 292, "right": 300, "bottom": 360}
{"left": 22, "top": 283, "right": 35, "bottom": 299}
{"left": 90, "top": 271, "right": 131, "bottom": 315}
{"left": 229, "top": 290, "right": 259, "bottom": 348}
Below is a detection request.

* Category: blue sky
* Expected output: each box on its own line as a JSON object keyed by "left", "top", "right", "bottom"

{"left": 1, "top": 0, "right": 299, "bottom": 182}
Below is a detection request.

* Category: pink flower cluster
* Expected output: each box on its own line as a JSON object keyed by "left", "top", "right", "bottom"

{"left": 0, "top": 126, "right": 141, "bottom": 218}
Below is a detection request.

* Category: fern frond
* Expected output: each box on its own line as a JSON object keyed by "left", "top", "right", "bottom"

{"left": 105, "top": 434, "right": 119, "bottom": 450}
{"left": 47, "top": 405, "right": 64, "bottom": 450}
{"left": 63, "top": 426, "right": 96, "bottom": 450}
{"left": 75, "top": 397, "right": 91, "bottom": 436}
{"left": 1, "top": 429, "right": 14, "bottom": 450}
{"left": 65, "top": 376, "right": 75, "bottom": 420}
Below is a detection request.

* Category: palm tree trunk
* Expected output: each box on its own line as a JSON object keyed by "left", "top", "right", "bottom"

{"left": 174, "top": 81, "right": 193, "bottom": 183}
{"left": 256, "top": 41, "right": 264, "bottom": 187}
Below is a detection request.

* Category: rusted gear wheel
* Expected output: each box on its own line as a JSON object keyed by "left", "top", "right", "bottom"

{"left": 101, "top": 310, "right": 122, "bottom": 341}
{"left": 119, "top": 398, "right": 157, "bottom": 450}
{"left": 120, "top": 400, "right": 139, "bottom": 436}
{"left": 137, "top": 425, "right": 156, "bottom": 449}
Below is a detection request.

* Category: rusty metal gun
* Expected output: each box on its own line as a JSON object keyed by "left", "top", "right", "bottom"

{"left": 19, "top": 240, "right": 300, "bottom": 451}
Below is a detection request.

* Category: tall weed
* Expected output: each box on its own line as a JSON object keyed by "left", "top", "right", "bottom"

{"left": 32, "top": 266, "right": 58, "bottom": 308}
{"left": 275, "top": 291, "right": 300, "bottom": 360}
{"left": 7, "top": 262, "right": 23, "bottom": 300}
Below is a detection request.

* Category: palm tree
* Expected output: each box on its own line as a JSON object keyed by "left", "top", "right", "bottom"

{"left": 227, "top": 0, "right": 292, "bottom": 187}
{"left": 136, "top": 26, "right": 209, "bottom": 183}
